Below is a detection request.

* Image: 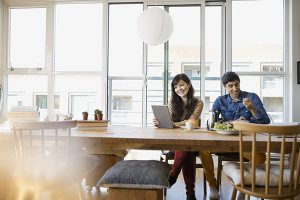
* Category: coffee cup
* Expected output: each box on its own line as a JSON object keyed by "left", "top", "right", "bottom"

{"left": 185, "top": 121, "right": 193, "bottom": 131}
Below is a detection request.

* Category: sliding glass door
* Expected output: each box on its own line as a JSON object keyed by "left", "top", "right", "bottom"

{"left": 146, "top": 4, "right": 223, "bottom": 126}
{"left": 108, "top": 4, "right": 144, "bottom": 126}
{"left": 106, "top": 0, "right": 285, "bottom": 126}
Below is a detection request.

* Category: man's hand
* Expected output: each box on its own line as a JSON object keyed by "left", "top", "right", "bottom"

{"left": 237, "top": 116, "right": 247, "bottom": 121}
{"left": 243, "top": 97, "right": 258, "bottom": 118}
{"left": 243, "top": 97, "right": 254, "bottom": 109}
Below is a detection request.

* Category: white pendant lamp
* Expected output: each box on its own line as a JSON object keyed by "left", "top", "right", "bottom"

{"left": 137, "top": 7, "right": 174, "bottom": 46}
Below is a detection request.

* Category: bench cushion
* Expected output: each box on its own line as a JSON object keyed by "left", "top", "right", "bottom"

{"left": 98, "top": 160, "right": 171, "bottom": 189}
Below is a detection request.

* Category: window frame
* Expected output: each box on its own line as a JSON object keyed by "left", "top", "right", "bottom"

{"left": 1, "top": 1, "right": 107, "bottom": 120}
{"left": 0, "top": 0, "right": 290, "bottom": 124}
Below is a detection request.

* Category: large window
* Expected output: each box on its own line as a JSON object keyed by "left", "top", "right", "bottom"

{"left": 9, "top": 8, "right": 46, "bottom": 69}
{"left": 4, "top": 2, "right": 104, "bottom": 121}
{"left": 55, "top": 3, "right": 102, "bottom": 71}
{"left": 204, "top": 5, "right": 222, "bottom": 118}
{"left": 1, "top": 0, "right": 288, "bottom": 125}
{"left": 232, "top": 0, "right": 285, "bottom": 122}
{"left": 108, "top": 3, "right": 143, "bottom": 126}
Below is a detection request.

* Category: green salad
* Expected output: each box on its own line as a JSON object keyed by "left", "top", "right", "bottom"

{"left": 214, "top": 121, "right": 234, "bottom": 130}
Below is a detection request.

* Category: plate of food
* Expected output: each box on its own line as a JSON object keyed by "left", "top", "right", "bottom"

{"left": 212, "top": 121, "right": 239, "bottom": 135}
{"left": 212, "top": 129, "right": 239, "bottom": 135}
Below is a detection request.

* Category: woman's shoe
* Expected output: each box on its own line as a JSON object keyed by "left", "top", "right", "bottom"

{"left": 209, "top": 186, "right": 220, "bottom": 200}
{"left": 186, "top": 194, "right": 197, "bottom": 200}
{"left": 168, "top": 176, "right": 177, "bottom": 187}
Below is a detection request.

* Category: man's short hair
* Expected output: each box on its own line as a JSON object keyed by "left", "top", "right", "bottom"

{"left": 222, "top": 71, "right": 240, "bottom": 86}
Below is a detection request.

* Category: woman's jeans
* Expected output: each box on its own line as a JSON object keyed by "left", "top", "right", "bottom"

{"left": 169, "top": 151, "right": 196, "bottom": 197}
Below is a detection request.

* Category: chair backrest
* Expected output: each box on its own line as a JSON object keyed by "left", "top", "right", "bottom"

{"left": 233, "top": 121, "right": 300, "bottom": 198}
{"left": 11, "top": 120, "right": 78, "bottom": 166}
{"left": 268, "top": 113, "right": 275, "bottom": 124}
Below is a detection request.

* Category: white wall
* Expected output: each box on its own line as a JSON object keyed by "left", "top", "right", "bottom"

{"left": 0, "top": 2, "right": 3, "bottom": 120}
{"left": 0, "top": 2, "right": 2, "bottom": 75}
{"left": 290, "top": 0, "right": 300, "bottom": 122}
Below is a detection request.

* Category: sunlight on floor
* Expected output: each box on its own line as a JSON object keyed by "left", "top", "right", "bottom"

{"left": 124, "top": 150, "right": 162, "bottom": 160}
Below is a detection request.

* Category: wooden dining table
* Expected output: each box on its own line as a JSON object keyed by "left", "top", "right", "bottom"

{"left": 70, "top": 126, "right": 290, "bottom": 153}
{"left": 0, "top": 124, "right": 296, "bottom": 191}
{"left": 0, "top": 125, "right": 295, "bottom": 154}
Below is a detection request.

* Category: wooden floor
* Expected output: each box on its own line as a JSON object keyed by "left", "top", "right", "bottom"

{"left": 82, "top": 150, "right": 300, "bottom": 200}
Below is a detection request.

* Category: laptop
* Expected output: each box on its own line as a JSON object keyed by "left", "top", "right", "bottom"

{"left": 151, "top": 105, "right": 174, "bottom": 128}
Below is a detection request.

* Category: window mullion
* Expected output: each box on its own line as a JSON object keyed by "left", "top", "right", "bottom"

{"left": 200, "top": 0, "right": 205, "bottom": 126}
{"left": 283, "top": 0, "right": 289, "bottom": 122}
{"left": 46, "top": 2, "right": 54, "bottom": 118}
{"left": 225, "top": 0, "right": 232, "bottom": 73}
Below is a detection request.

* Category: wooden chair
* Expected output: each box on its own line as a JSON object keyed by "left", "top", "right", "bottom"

{"left": 11, "top": 120, "right": 100, "bottom": 200}
{"left": 224, "top": 121, "right": 300, "bottom": 200}
{"left": 216, "top": 115, "right": 274, "bottom": 187}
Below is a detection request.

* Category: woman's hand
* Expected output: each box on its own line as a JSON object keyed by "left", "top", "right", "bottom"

{"left": 153, "top": 117, "right": 159, "bottom": 127}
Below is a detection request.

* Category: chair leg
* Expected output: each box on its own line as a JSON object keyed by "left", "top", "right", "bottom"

{"left": 231, "top": 189, "right": 237, "bottom": 200}
{"left": 217, "top": 156, "right": 222, "bottom": 186}
{"left": 16, "top": 186, "right": 35, "bottom": 200}
{"left": 161, "top": 155, "right": 170, "bottom": 197}
{"left": 16, "top": 186, "right": 30, "bottom": 200}
{"left": 203, "top": 172, "right": 207, "bottom": 195}
{"left": 245, "top": 194, "right": 250, "bottom": 200}
{"left": 76, "top": 183, "right": 84, "bottom": 200}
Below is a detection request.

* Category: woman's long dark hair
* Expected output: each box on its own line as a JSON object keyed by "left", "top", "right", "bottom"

{"left": 170, "top": 73, "right": 198, "bottom": 122}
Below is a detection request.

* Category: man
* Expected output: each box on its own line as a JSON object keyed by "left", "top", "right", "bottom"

{"left": 212, "top": 71, "right": 270, "bottom": 124}
{"left": 199, "top": 71, "right": 270, "bottom": 200}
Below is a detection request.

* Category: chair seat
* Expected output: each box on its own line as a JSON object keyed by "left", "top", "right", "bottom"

{"left": 224, "top": 161, "right": 291, "bottom": 186}
{"left": 228, "top": 177, "right": 300, "bottom": 199}
{"left": 226, "top": 176, "right": 300, "bottom": 199}
{"left": 216, "top": 152, "right": 247, "bottom": 186}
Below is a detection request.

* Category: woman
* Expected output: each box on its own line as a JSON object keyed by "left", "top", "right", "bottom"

{"left": 153, "top": 73, "right": 205, "bottom": 200}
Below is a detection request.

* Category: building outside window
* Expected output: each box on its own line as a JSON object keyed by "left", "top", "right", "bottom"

{"left": 70, "top": 94, "right": 97, "bottom": 120}
{"left": 113, "top": 96, "right": 132, "bottom": 110}
{"left": 35, "top": 94, "right": 60, "bottom": 110}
